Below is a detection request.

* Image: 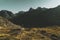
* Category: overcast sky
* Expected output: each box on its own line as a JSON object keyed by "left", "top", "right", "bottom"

{"left": 0, "top": 0, "right": 60, "bottom": 13}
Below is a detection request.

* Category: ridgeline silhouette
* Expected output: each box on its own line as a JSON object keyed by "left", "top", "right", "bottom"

{"left": 0, "top": 5, "right": 60, "bottom": 28}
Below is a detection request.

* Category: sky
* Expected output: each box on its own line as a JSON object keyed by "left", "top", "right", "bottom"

{"left": 0, "top": 0, "right": 60, "bottom": 13}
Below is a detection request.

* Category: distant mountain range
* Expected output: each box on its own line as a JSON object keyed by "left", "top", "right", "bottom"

{"left": 0, "top": 5, "right": 60, "bottom": 27}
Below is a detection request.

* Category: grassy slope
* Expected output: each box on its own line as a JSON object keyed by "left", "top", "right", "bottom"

{"left": 0, "top": 26, "right": 60, "bottom": 40}
{"left": 17, "top": 26, "right": 60, "bottom": 40}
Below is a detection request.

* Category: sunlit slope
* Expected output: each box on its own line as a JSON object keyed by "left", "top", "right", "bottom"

{"left": 16, "top": 26, "right": 60, "bottom": 40}
{"left": 0, "top": 26, "right": 60, "bottom": 40}
{"left": 0, "top": 16, "right": 21, "bottom": 40}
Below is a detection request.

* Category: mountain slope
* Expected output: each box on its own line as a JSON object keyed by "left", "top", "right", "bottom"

{"left": 0, "top": 16, "right": 21, "bottom": 29}
{"left": 0, "top": 16, "right": 22, "bottom": 40}
{"left": 0, "top": 10, "right": 14, "bottom": 19}
{"left": 10, "top": 5, "right": 60, "bottom": 27}
{"left": 0, "top": 16, "right": 60, "bottom": 40}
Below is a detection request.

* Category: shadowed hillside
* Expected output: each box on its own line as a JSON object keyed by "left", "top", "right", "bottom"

{"left": 1, "top": 6, "right": 60, "bottom": 28}
{"left": 0, "top": 10, "right": 14, "bottom": 19}
{"left": 10, "top": 5, "right": 60, "bottom": 28}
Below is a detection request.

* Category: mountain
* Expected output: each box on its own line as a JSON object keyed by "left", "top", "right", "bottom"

{"left": 1, "top": 6, "right": 60, "bottom": 28}
{"left": 10, "top": 5, "right": 60, "bottom": 28}
{"left": 0, "top": 16, "right": 60, "bottom": 40}
{"left": 0, "top": 10, "right": 14, "bottom": 19}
